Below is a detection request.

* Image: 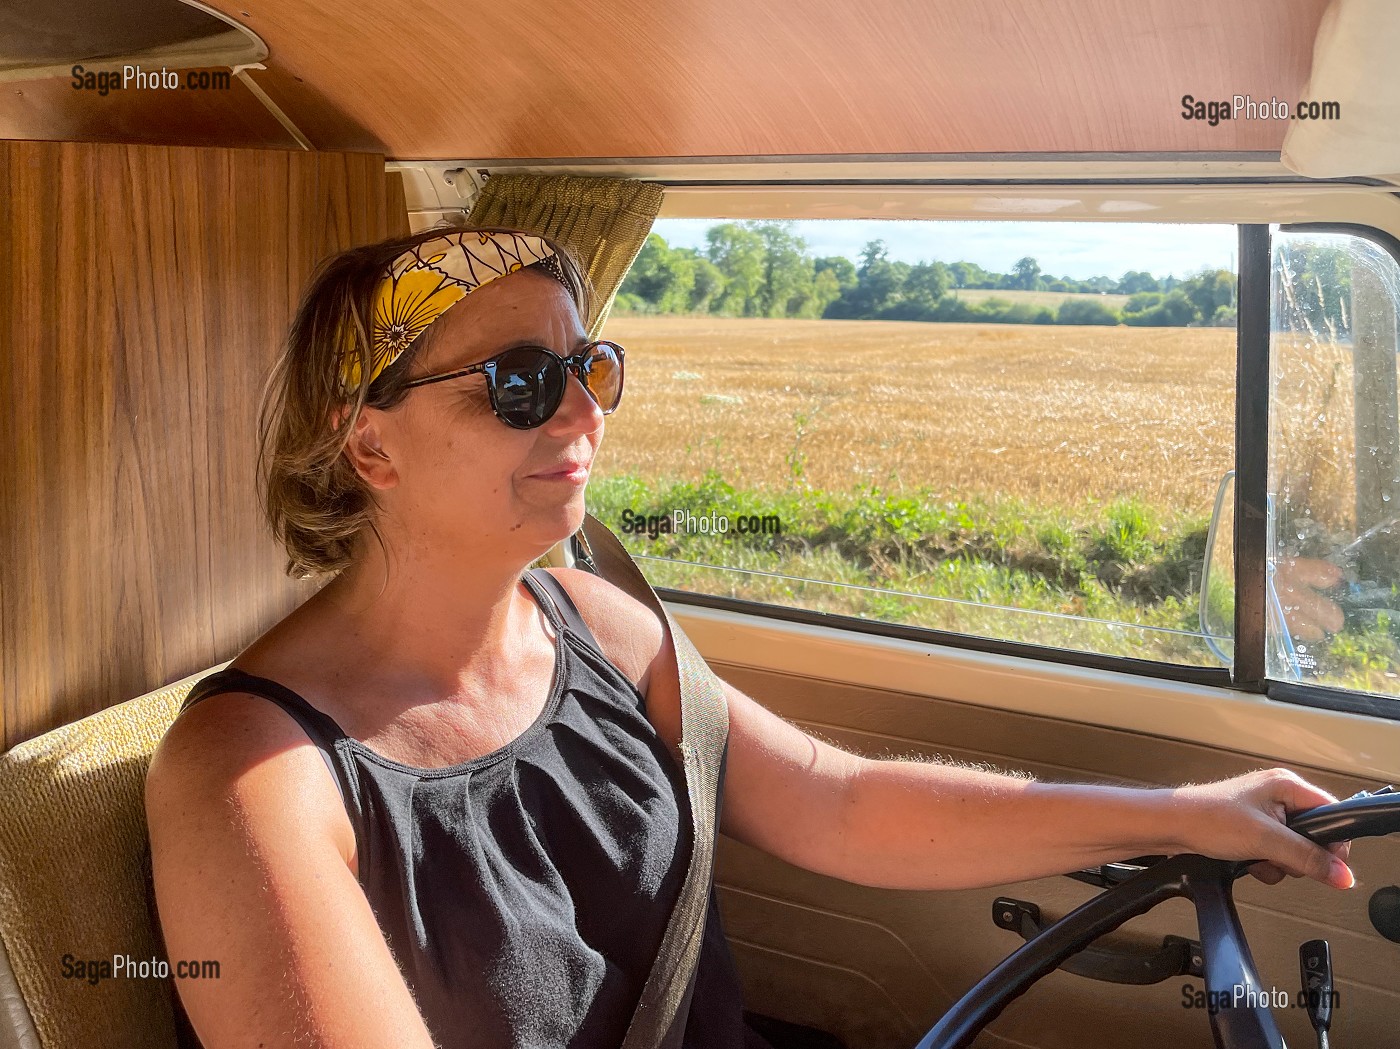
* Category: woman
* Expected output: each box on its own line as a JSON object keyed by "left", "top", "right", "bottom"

{"left": 146, "top": 226, "right": 1354, "bottom": 1049}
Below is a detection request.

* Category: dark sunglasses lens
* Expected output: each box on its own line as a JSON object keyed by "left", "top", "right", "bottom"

{"left": 493, "top": 347, "right": 564, "bottom": 428}
{"left": 580, "top": 342, "right": 624, "bottom": 413}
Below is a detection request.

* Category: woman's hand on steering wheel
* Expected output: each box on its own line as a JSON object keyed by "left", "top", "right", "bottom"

{"left": 1170, "top": 768, "right": 1354, "bottom": 888}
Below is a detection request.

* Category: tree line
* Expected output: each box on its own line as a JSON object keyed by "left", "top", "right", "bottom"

{"left": 616, "top": 221, "right": 1352, "bottom": 331}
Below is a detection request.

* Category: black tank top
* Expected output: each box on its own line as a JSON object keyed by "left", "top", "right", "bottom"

{"left": 174, "top": 569, "right": 767, "bottom": 1049}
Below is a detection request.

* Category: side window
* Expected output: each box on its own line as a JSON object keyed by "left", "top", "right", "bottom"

{"left": 595, "top": 218, "right": 1239, "bottom": 668}
{"left": 1269, "top": 229, "right": 1400, "bottom": 698}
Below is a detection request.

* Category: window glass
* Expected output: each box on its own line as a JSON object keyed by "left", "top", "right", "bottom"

{"left": 593, "top": 219, "right": 1238, "bottom": 666}
{"left": 1269, "top": 229, "right": 1400, "bottom": 698}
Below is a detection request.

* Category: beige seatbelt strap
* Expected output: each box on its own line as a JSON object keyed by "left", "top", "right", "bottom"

{"left": 576, "top": 513, "right": 730, "bottom": 1049}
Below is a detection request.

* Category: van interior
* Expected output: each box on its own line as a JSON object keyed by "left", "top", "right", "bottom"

{"left": 2, "top": 1, "right": 1399, "bottom": 1047}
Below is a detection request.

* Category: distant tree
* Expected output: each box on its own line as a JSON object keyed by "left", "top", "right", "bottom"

{"left": 752, "top": 222, "right": 813, "bottom": 318}
{"left": 705, "top": 223, "right": 767, "bottom": 316}
{"left": 808, "top": 267, "right": 845, "bottom": 318}
{"left": 814, "top": 255, "right": 858, "bottom": 292}
{"left": 859, "top": 239, "right": 888, "bottom": 273}
{"left": 1118, "top": 270, "right": 1160, "bottom": 294}
{"left": 843, "top": 239, "right": 905, "bottom": 316}
{"left": 904, "top": 260, "right": 950, "bottom": 309}
{"left": 687, "top": 255, "right": 727, "bottom": 312}
{"left": 1157, "top": 289, "right": 1199, "bottom": 325}
{"left": 950, "top": 261, "right": 986, "bottom": 289}
{"left": 997, "top": 302, "right": 1047, "bottom": 324}
{"left": 620, "top": 234, "right": 695, "bottom": 313}
{"left": 1180, "top": 268, "right": 1235, "bottom": 325}
{"left": 1013, "top": 256, "right": 1042, "bottom": 291}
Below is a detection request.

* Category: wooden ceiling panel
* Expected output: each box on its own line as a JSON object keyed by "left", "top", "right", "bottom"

{"left": 204, "top": 0, "right": 1330, "bottom": 158}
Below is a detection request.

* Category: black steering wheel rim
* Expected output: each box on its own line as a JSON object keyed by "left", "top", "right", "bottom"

{"left": 914, "top": 793, "right": 1400, "bottom": 1049}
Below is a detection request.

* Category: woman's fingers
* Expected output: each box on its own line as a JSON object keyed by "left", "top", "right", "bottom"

{"left": 1176, "top": 769, "right": 1356, "bottom": 889}
{"left": 1254, "top": 772, "right": 1353, "bottom": 888}
{"left": 1289, "top": 590, "right": 1345, "bottom": 639}
{"left": 1247, "top": 860, "right": 1286, "bottom": 885}
{"left": 1276, "top": 558, "right": 1345, "bottom": 639}
{"left": 1259, "top": 819, "right": 1353, "bottom": 887}
{"left": 1280, "top": 557, "right": 1343, "bottom": 589}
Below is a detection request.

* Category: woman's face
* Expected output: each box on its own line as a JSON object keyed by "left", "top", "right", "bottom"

{"left": 349, "top": 267, "right": 605, "bottom": 568}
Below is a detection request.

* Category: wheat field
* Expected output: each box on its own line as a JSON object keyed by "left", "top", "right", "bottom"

{"left": 949, "top": 288, "right": 1132, "bottom": 310}
{"left": 595, "top": 317, "right": 1240, "bottom": 515}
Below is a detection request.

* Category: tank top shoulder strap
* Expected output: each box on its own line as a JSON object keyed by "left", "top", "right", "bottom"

{"left": 180, "top": 667, "right": 350, "bottom": 804}
{"left": 524, "top": 568, "right": 606, "bottom": 658}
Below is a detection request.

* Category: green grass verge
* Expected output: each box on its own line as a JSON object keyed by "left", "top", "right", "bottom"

{"left": 586, "top": 472, "right": 1400, "bottom": 695}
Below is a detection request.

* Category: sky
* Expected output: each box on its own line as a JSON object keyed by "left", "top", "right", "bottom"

{"left": 651, "top": 218, "right": 1238, "bottom": 282}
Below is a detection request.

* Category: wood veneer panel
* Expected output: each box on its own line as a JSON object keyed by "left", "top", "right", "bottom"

{"left": 386, "top": 170, "right": 411, "bottom": 238}
{"left": 0, "top": 142, "right": 404, "bottom": 747}
{"left": 199, "top": 0, "right": 1328, "bottom": 157}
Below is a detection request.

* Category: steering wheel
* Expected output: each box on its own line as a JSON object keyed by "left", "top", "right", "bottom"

{"left": 915, "top": 789, "right": 1400, "bottom": 1049}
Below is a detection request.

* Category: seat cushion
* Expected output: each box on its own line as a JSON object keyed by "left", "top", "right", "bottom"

{"left": 0, "top": 668, "right": 215, "bottom": 1049}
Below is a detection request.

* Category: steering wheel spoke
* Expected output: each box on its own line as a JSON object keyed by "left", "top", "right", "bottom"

{"left": 1191, "top": 869, "right": 1287, "bottom": 1049}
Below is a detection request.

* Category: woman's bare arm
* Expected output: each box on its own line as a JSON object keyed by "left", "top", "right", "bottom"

{"left": 548, "top": 568, "right": 1353, "bottom": 893}
{"left": 146, "top": 694, "right": 439, "bottom": 1049}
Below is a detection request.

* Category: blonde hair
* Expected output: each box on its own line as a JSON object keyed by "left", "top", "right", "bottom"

{"left": 257, "top": 224, "right": 594, "bottom": 578}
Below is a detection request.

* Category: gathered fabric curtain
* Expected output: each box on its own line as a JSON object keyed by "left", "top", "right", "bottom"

{"left": 466, "top": 173, "right": 665, "bottom": 339}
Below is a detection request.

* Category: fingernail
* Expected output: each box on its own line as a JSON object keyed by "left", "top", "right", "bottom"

{"left": 1330, "top": 858, "right": 1354, "bottom": 888}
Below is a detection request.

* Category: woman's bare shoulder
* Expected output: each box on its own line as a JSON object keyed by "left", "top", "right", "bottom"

{"left": 147, "top": 678, "right": 355, "bottom": 863}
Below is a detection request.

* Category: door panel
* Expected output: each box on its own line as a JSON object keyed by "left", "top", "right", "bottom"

{"left": 708, "top": 660, "right": 1400, "bottom": 1049}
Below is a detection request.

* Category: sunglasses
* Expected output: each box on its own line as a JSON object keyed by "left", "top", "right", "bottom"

{"left": 402, "top": 340, "right": 625, "bottom": 429}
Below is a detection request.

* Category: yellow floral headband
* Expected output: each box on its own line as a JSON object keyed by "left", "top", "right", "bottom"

{"left": 340, "top": 230, "right": 572, "bottom": 391}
